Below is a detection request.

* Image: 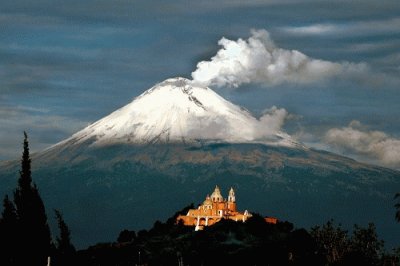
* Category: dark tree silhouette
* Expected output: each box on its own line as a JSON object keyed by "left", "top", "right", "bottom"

{"left": 1, "top": 195, "right": 17, "bottom": 224}
{"left": 349, "top": 223, "right": 384, "bottom": 265}
{"left": 55, "top": 210, "right": 75, "bottom": 252}
{"left": 117, "top": 229, "right": 136, "bottom": 243}
{"left": 0, "top": 195, "right": 18, "bottom": 265}
{"left": 395, "top": 193, "right": 400, "bottom": 222}
{"left": 13, "top": 132, "right": 51, "bottom": 266}
{"left": 54, "top": 209, "right": 75, "bottom": 266}
{"left": 310, "top": 219, "right": 350, "bottom": 264}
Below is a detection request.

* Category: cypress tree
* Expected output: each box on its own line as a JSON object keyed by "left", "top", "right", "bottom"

{"left": 0, "top": 195, "right": 18, "bottom": 265}
{"left": 54, "top": 209, "right": 75, "bottom": 266}
{"left": 13, "top": 132, "right": 51, "bottom": 266}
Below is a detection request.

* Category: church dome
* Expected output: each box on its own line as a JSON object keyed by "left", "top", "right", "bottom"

{"left": 211, "top": 185, "right": 223, "bottom": 202}
{"left": 203, "top": 197, "right": 212, "bottom": 206}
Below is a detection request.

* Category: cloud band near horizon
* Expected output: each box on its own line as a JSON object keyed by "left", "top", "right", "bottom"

{"left": 324, "top": 121, "right": 400, "bottom": 169}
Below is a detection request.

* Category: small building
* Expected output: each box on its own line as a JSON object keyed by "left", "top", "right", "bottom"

{"left": 177, "top": 185, "right": 253, "bottom": 231}
{"left": 264, "top": 216, "right": 278, "bottom": 224}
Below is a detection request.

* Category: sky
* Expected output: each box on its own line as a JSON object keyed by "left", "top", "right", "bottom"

{"left": 1, "top": 0, "right": 400, "bottom": 169}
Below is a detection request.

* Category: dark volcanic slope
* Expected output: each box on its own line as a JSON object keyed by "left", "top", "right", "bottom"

{"left": 0, "top": 142, "right": 399, "bottom": 248}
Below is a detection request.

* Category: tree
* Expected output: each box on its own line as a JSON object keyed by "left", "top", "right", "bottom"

{"left": 117, "top": 229, "right": 136, "bottom": 243}
{"left": 13, "top": 132, "right": 51, "bottom": 266}
{"left": 310, "top": 219, "right": 350, "bottom": 264}
{"left": 54, "top": 210, "right": 75, "bottom": 252}
{"left": 395, "top": 193, "right": 400, "bottom": 222}
{"left": 350, "top": 223, "right": 384, "bottom": 265}
{"left": 1, "top": 195, "right": 17, "bottom": 225}
{"left": 0, "top": 195, "right": 18, "bottom": 265}
{"left": 287, "top": 229, "right": 322, "bottom": 265}
{"left": 380, "top": 248, "right": 400, "bottom": 266}
{"left": 54, "top": 209, "right": 75, "bottom": 266}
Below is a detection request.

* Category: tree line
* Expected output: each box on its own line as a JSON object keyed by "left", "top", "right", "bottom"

{"left": 76, "top": 210, "right": 400, "bottom": 266}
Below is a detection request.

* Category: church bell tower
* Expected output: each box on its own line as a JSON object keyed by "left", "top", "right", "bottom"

{"left": 227, "top": 187, "right": 236, "bottom": 212}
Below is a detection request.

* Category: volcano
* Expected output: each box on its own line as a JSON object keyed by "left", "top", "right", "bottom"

{"left": 46, "top": 77, "right": 297, "bottom": 148}
{"left": 0, "top": 77, "right": 399, "bottom": 248}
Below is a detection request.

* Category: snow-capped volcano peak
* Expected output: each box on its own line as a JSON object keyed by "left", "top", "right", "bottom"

{"left": 134, "top": 77, "right": 211, "bottom": 111}
{"left": 53, "top": 77, "right": 299, "bottom": 148}
{"left": 142, "top": 77, "right": 203, "bottom": 94}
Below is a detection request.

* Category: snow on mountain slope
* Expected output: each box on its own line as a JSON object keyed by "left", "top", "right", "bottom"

{"left": 51, "top": 77, "right": 299, "bottom": 148}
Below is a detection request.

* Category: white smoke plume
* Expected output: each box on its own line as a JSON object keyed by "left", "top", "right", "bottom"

{"left": 325, "top": 120, "right": 400, "bottom": 168}
{"left": 186, "top": 106, "right": 289, "bottom": 142}
{"left": 191, "top": 29, "right": 367, "bottom": 88}
{"left": 255, "top": 106, "right": 288, "bottom": 138}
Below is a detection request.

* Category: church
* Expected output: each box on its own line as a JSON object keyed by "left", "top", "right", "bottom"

{"left": 177, "top": 186, "right": 256, "bottom": 231}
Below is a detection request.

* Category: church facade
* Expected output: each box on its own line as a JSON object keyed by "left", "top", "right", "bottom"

{"left": 177, "top": 186, "right": 253, "bottom": 231}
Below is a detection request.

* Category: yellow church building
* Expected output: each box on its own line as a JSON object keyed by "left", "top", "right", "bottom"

{"left": 177, "top": 186, "right": 254, "bottom": 231}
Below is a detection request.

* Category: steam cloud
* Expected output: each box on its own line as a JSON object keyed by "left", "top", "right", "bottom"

{"left": 255, "top": 106, "right": 288, "bottom": 138}
{"left": 325, "top": 121, "right": 400, "bottom": 168}
{"left": 186, "top": 106, "right": 289, "bottom": 142}
{"left": 192, "top": 29, "right": 367, "bottom": 88}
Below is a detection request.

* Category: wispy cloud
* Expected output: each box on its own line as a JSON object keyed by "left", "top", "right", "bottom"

{"left": 324, "top": 121, "right": 400, "bottom": 169}
{"left": 0, "top": 105, "right": 88, "bottom": 160}
{"left": 281, "top": 17, "right": 400, "bottom": 36}
{"left": 282, "top": 24, "right": 337, "bottom": 35}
